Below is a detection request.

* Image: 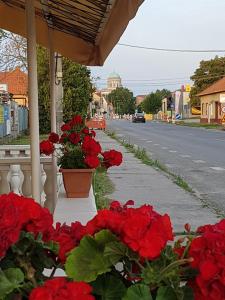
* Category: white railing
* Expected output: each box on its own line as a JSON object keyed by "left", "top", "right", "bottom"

{"left": 0, "top": 156, "right": 61, "bottom": 212}
{"left": 0, "top": 145, "right": 30, "bottom": 157}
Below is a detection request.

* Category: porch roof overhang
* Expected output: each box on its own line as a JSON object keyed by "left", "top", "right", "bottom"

{"left": 0, "top": 0, "right": 144, "bottom": 66}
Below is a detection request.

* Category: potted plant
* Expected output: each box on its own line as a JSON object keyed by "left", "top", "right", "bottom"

{"left": 40, "top": 115, "right": 122, "bottom": 198}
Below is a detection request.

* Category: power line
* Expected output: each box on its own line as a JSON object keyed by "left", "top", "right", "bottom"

{"left": 95, "top": 73, "right": 225, "bottom": 83}
{"left": 118, "top": 43, "right": 225, "bottom": 53}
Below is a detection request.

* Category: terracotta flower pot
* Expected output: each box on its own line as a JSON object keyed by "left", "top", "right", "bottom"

{"left": 59, "top": 168, "right": 94, "bottom": 198}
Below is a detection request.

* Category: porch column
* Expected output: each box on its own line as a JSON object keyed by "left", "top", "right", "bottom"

{"left": 48, "top": 45, "right": 57, "bottom": 213}
{"left": 25, "top": 0, "right": 41, "bottom": 202}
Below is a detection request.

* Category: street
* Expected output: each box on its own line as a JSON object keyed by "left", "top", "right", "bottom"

{"left": 107, "top": 120, "right": 225, "bottom": 212}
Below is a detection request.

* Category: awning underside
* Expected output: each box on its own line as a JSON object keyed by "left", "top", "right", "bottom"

{"left": 2, "top": 0, "right": 111, "bottom": 44}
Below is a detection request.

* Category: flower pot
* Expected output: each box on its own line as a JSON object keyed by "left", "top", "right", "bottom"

{"left": 59, "top": 168, "right": 94, "bottom": 198}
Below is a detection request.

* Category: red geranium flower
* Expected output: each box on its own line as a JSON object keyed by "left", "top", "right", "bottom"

{"left": 59, "top": 133, "right": 68, "bottom": 144}
{"left": 85, "top": 202, "right": 173, "bottom": 259}
{"left": 90, "top": 130, "right": 96, "bottom": 137}
{"left": 102, "top": 149, "right": 123, "bottom": 168}
{"left": 70, "top": 115, "right": 83, "bottom": 126}
{"left": 84, "top": 155, "right": 100, "bottom": 169}
{"left": 48, "top": 132, "right": 59, "bottom": 143}
{"left": 50, "top": 222, "right": 85, "bottom": 262}
{"left": 82, "top": 136, "right": 101, "bottom": 156}
{"left": 188, "top": 219, "right": 225, "bottom": 300}
{"left": 0, "top": 194, "right": 22, "bottom": 258}
{"left": 69, "top": 133, "right": 81, "bottom": 145}
{"left": 29, "top": 277, "right": 94, "bottom": 300}
{"left": 0, "top": 193, "right": 54, "bottom": 258}
{"left": 82, "top": 127, "right": 89, "bottom": 135}
{"left": 40, "top": 140, "right": 54, "bottom": 156}
{"left": 61, "top": 123, "right": 71, "bottom": 131}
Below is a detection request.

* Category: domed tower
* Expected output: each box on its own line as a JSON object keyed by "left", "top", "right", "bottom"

{"left": 107, "top": 72, "right": 122, "bottom": 91}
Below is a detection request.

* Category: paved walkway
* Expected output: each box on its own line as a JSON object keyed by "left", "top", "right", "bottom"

{"left": 97, "top": 131, "right": 218, "bottom": 231}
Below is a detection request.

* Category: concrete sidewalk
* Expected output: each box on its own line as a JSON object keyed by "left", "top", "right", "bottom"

{"left": 97, "top": 131, "right": 218, "bottom": 231}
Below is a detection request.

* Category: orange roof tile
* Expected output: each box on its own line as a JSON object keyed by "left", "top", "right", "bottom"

{"left": 0, "top": 68, "right": 28, "bottom": 95}
{"left": 197, "top": 77, "right": 225, "bottom": 97}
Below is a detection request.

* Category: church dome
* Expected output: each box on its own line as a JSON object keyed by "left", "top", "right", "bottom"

{"left": 108, "top": 72, "right": 121, "bottom": 79}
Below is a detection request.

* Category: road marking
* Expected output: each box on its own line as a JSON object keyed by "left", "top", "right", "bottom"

{"left": 169, "top": 150, "right": 177, "bottom": 153}
{"left": 154, "top": 144, "right": 159, "bottom": 146}
{"left": 161, "top": 147, "right": 168, "bottom": 149}
{"left": 193, "top": 160, "right": 206, "bottom": 164}
{"left": 209, "top": 167, "right": 225, "bottom": 171}
{"left": 146, "top": 140, "right": 152, "bottom": 143}
{"left": 141, "top": 139, "right": 147, "bottom": 141}
{"left": 180, "top": 155, "right": 191, "bottom": 158}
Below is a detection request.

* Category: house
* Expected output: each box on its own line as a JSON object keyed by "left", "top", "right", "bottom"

{"left": 198, "top": 77, "right": 225, "bottom": 124}
{"left": 0, "top": 67, "right": 28, "bottom": 107}
{"left": 92, "top": 91, "right": 108, "bottom": 115}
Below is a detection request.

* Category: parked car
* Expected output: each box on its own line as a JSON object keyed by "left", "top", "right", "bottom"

{"left": 132, "top": 112, "right": 146, "bottom": 123}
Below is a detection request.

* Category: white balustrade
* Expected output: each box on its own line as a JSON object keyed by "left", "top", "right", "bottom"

{"left": 0, "top": 145, "right": 30, "bottom": 157}
{"left": 0, "top": 156, "right": 59, "bottom": 212}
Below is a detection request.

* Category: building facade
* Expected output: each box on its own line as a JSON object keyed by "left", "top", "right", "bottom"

{"left": 198, "top": 77, "right": 225, "bottom": 124}
{"left": 0, "top": 68, "right": 28, "bottom": 107}
{"left": 92, "top": 72, "right": 122, "bottom": 116}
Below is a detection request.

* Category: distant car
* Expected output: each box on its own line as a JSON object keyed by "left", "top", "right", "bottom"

{"left": 132, "top": 113, "right": 146, "bottom": 123}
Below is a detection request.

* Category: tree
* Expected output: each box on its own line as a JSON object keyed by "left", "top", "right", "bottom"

{"left": 62, "top": 58, "right": 93, "bottom": 122}
{"left": 108, "top": 87, "right": 135, "bottom": 115}
{"left": 37, "top": 46, "right": 51, "bottom": 134}
{"left": 142, "top": 89, "right": 171, "bottom": 114}
{"left": 0, "top": 30, "right": 27, "bottom": 71}
{"left": 190, "top": 56, "right": 225, "bottom": 106}
{"left": 0, "top": 31, "right": 93, "bottom": 129}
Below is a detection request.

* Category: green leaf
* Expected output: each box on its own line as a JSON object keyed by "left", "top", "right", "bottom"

{"left": 104, "top": 241, "right": 127, "bottom": 265}
{"left": 122, "top": 284, "right": 152, "bottom": 300}
{"left": 65, "top": 235, "right": 112, "bottom": 282}
{"left": 92, "top": 274, "right": 126, "bottom": 300}
{"left": 95, "top": 230, "right": 118, "bottom": 249}
{"left": 156, "top": 286, "right": 177, "bottom": 300}
{"left": 0, "top": 268, "right": 24, "bottom": 297}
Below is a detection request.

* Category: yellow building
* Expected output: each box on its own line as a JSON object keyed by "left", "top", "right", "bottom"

{"left": 198, "top": 77, "right": 225, "bottom": 124}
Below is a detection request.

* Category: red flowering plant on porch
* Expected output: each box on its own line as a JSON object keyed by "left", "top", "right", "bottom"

{"left": 3, "top": 192, "right": 225, "bottom": 299}
{"left": 40, "top": 115, "right": 122, "bottom": 170}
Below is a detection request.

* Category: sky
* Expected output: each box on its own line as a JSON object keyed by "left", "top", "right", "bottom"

{"left": 90, "top": 0, "right": 225, "bottom": 96}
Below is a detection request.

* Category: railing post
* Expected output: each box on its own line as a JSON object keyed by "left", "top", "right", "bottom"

{"left": 10, "top": 165, "right": 21, "bottom": 194}
{"left": 0, "top": 166, "right": 10, "bottom": 194}
{"left": 21, "top": 164, "right": 32, "bottom": 197}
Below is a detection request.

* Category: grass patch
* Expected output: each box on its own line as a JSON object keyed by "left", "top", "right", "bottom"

{"left": 93, "top": 169, "right": 115, "bottom": 210}
{"left": 106, "top": 130, "right": 193, "bottom": 193}
{"left": 177, "top": 122, "right": 223, "bottom": 130}
{"left": 1, "top": 134, "right": 48, "bottom": 145}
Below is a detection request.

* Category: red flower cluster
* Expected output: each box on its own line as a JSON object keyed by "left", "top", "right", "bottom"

{"left": 29, "top": 277, "right": 94, "bottom": 300}
{"left": 40, "top": 140, "right": 54, "bottom": 156}
{"left": 40, "top": 115, "right": 123, "bottom": 170}
{"left": 189, "top": 219, "right": 225, "bottom": 300}
{"left": 0, "top": 193, "right": 53, "bottom": 258}
{"left": 102, "top": 149, "right": 123, "bottom": 168}
{"left": 49, "top": 132, "right": 59, "bottom": 143}
{"left": 85, "top": 201, "right": 173, "bottom": 259}
{"left": 50, "top": 222, "right": 85, "bottom": 262}
{"left": 82, "top": 135, "right": 102, "bottom": 156}
{"left": 69, "top": 132, "right": 81, "bottom": 145}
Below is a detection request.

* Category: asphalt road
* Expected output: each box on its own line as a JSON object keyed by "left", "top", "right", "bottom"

{"left": 107, "top": 120, "right": 225, "bottom": 213}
